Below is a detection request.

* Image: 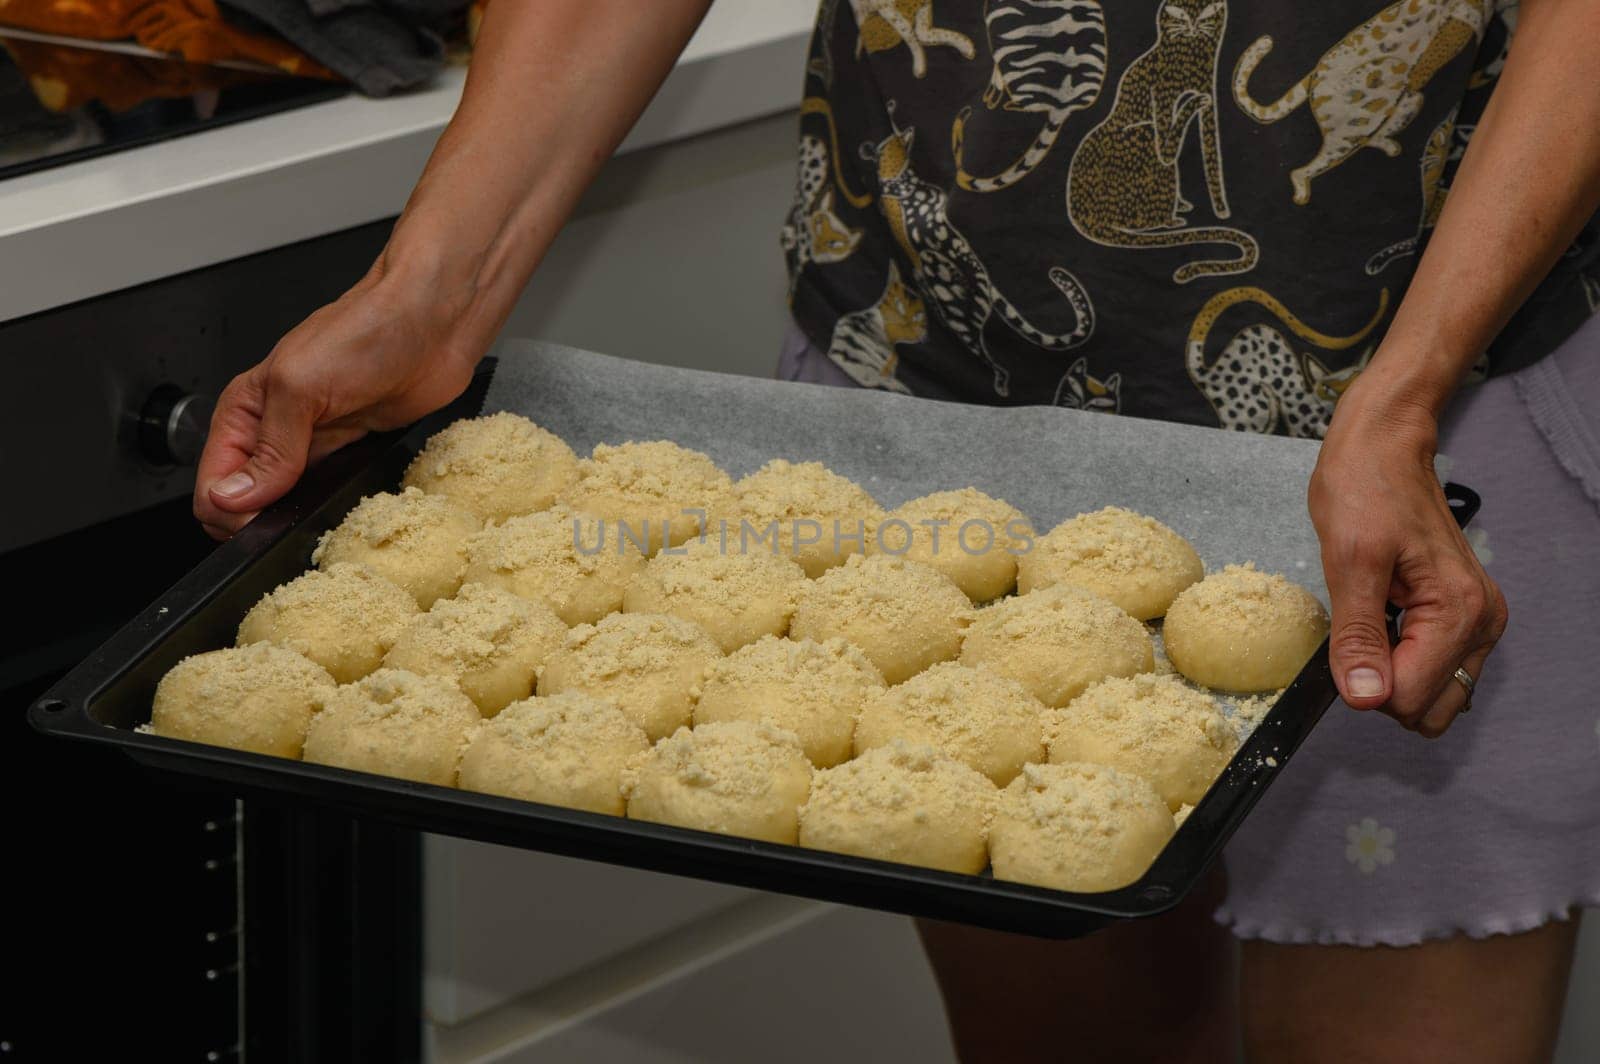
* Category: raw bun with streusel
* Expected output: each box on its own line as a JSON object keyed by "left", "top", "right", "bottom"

{"left": 854, "top": 661, "right": 1046, "bottom": 786}
{"left": 559, "top": 440, "right": 733, "bottom": 555}
{"left": 383, "top": 583, "right": 567, "bottom": 716}
{"left": 960, "top": 585, "right": 1152, "bottom": 707}
{"left": 302, "top": 668, "right": 481, "bottom": 787}
{"left": 403, "top": 412, "right": 579, "bottom": 523}
{"left": 623, "top": 537, "right": 806, "bottom": 652}
{"left": 790, "top": 554, "right": 970, "bottom": 684}
{"left": 312, "top": 487, "right": 481, "bottom": 608}
{"left": 623, "top": 720, "right": 812, "bottom": 844}
{"left": 799, "top": 740, "right": 998, "bottom": 875}
{"left": 236, "top": 562, "right": 417, "bottom": 684}
{"left": 1162, "top": 564, "right": 1329, "bottom": 692}
{"left": 536, "top": 612, "right": 722, "bottom": 740}
{"left": 869, "top": 488, "right": 1033, "bottom": 602}
{"left": 1017, "top": 506, "right": 1202, "bottom": 620}
{"left": 989, "top": 761, "right": 1175, "bottom": 893}
{"left": 710, "top": 459, "right": 882, "bottom": 577}
{"left": 459, "top": 691, "right": 648, "bottom": 815}
{"left": 693, "top": 635, "right": 885, "bottom": 767}
{"left": 462, "top": 505, "right": 645, "bottom": 626}
{"left": 1047, "top": 673, "right": 1237, "bottom": 811}
{"left": 151, "top": 643, "right": 334, "bottom": 758}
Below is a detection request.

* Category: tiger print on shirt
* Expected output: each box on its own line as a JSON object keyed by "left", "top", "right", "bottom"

{"left": 951, "top": 0, "right": 1108, "bottom": 192}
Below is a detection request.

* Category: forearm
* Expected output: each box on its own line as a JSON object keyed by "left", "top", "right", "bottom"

{"left": 1355, "top": 0, "right": 1600, "bottom": 421}
{"left": 367, "top": 0, "right": 713, "bottom": 358}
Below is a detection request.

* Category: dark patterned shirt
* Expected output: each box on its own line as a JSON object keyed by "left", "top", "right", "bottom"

{"left": 781, "top": 0, "right": 1598, "bottom": 433}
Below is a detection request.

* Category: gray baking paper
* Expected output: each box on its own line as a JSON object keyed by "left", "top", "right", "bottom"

{"left": 483, "top": 340, "right": 1329, "bottom": 609}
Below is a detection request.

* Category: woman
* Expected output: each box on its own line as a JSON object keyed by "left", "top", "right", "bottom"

{"left": 194, "top": 1, "right": 1599, "bottom": 1059}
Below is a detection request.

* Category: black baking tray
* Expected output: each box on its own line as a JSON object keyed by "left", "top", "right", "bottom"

{"left": 28, "top": 359, "right": 1482, "bottom": 938}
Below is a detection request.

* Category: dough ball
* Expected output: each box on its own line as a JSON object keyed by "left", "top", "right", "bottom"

{"left": 960, "top": 585, "right": 1153, "bottom": 707}
{"left": 623, "top": 721, "right": 813, "bottom": 844}
{"left": 559, "top": 440, "right": 733, "bottom": 555}
{"left": 790, "top": 554, "right": 969, "bottom": 684}
{"left": 462, "top": 504, "right": 646, "bottom": 626}
{"left": 383, "top": 583, "right": 567, "bottom": 716}
{"left": 855, "top": 661, "right": 1046, "bottom": 786}
{"left": 694, "top": 635, "right": 885, "bottom": 767}
{"left": 710, "top": 459, "right": 882, "bottom": 577}
{"left": 151, "top": 643, "right": 335, "bottom": 758}
{"left": 403, "top": 412, "right": 579, "bottom": 523}
{"left": 869, "top": 488, "right": 1034, "bottom": 602}
{"left": 990, "top": 762, "right": 1175, "bottom": 893}
{"left": 459, "top": 690, "right": 648, "bottom": 815}
{"left": 1046, "top": 674, "right": 1237, "bottom": 811}
{"left": 1162, "top": 563, "right": 1330, "bottom": 692}
{"left": 312, "top": 487, "right": 481, "bottom": 608}
{"left": 537, "top": 613, "right": 722, "bottom": 740}
{"left": 623, "top": 537, "right": 806, "bottom": 653}
{"left": 303, "top": 668, "right": 481, "bottom": 786}
{"left": 237, "top": 562, "right": 418, "bottom": 683}
{"left": 1017, "top": 506, "right": 1202, "bottom": 620}
{"left": 799, "top": 740, "right": 997, "bottom": 875}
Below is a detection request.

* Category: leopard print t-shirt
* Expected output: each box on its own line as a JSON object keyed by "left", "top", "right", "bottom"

{"left": 781, "top": 0, "right": 1599, "bottom": 434}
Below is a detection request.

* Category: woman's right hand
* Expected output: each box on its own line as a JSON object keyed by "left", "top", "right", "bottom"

{"left": 190, "top": 0, "right": 714, "bottom": 539}
{"left": 192, "top": 263, "right": 479, "bottom": 539}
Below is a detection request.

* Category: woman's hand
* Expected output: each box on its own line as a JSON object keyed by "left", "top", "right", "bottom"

{"left": 188, "top": 0, "right": 713, "bottom": 539}
{"left": 193, "top": 264, "right": 477, "bottom": 539}
{"left": 1308, "top": 373, "right": 1507, "bottom": 737}
{"left": 1298, "top": 0, "right": 1600, "bottom": 735}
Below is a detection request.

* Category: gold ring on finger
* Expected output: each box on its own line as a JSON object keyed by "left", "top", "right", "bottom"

{"left": 1451, "top": 666, "right": 1475, "bottom": 714}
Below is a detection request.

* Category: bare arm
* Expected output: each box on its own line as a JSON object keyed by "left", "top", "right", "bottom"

{"left": 1357, "top": 0, "right": 1600, "bottom": 412}
{"left": 195, "top": 0, "right": 713, "bottom": 536}
{"left": 1310, "top": 0, "right": 1600, "bottom": 733}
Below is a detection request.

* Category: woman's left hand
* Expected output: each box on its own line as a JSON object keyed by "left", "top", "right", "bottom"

{"left": 1307, "top": 372, "right": 1507, "bottom": 737}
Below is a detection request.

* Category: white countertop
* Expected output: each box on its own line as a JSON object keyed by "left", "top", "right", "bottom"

{"left": 0, "top": 1, "right": 813, "bottom": 322}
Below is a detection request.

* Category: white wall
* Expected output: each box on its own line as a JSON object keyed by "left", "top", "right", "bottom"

{"left": 496, "top": 110, "right": 799, "bottom": 379}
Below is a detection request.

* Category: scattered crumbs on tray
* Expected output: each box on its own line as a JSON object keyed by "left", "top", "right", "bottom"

{"left": 1265, "top": 755, "right": 1279, "bottom": 768}
{"left": 1233, "top": 691, "right": 1280, "bottom": 726}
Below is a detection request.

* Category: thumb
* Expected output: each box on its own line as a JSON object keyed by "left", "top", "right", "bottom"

{"left": 208, "top": 371, "right": 318, "bottom": 514}
{"left": 1323, "top": 546, "right": 1396, "bottom": 710}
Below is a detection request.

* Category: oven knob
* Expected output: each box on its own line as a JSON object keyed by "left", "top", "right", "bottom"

{"left": 138, "top": 385, "right": 216, "bottom": 468}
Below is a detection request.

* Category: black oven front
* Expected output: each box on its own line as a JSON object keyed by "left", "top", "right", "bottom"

{"left": 2, "top": 219, "right": 424, "bottom": 1062}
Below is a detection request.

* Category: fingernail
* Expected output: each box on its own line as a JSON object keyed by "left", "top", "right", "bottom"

{"left": 212, "top": 471, "right": 254, "bottom": 499}
{"left": 1347, "top": 667, "right": 1384, "bottom": 698}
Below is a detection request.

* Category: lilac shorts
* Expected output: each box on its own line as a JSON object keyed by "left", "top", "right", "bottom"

{"left": 779, "top": 317, "right": 1600, "bottom": 946}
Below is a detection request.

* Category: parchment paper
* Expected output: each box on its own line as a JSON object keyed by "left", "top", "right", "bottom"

{"left": 484, "top": 340, "right": 1329, "bottom": 612}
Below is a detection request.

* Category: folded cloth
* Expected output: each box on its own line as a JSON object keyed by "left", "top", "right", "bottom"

{"left": 0, "top": 0, "right": 336, "bottom": 78}
{"left": 216, "top": 0, "right": 467, "bottom": 95}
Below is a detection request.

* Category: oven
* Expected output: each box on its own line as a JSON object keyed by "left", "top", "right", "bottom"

{"left": 0, "top": 28, "right": 420, "bottom": 1059}
{"left": 0, "top": 217, "right": 427, "bottom": 1061}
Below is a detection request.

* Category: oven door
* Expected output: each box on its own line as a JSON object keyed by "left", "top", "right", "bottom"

{"left": 1, "top": 218, "right": 423, "bottom": 1062}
